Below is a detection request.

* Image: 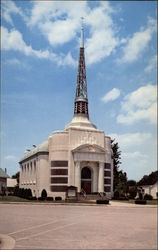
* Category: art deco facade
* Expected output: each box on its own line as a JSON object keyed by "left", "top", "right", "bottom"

{"left": 19, "top": 26, "right": 113, "bottom": 199}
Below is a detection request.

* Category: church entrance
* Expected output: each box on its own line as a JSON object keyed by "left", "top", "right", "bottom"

{"left": 81, "top": 167, "right": 92, "bottom": 194}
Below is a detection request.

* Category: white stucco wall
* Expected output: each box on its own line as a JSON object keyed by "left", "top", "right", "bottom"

{"left": 142, "top": 182, "right": 158, "bottom": 199}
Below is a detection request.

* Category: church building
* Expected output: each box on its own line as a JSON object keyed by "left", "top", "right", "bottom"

{"left": 19, "top": 25, "right": 114, "bottom": 199}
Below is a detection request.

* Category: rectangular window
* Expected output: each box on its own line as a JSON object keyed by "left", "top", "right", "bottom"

{"left": 51, "top": 177, "right": 68, "bottom": 184}
{"left": 104, "top": 163, "right": 111, "bottom": 170}
{"left": 104, "top": 179, "right": 111, "bottom": 185}
{"left": 51, "top": 185, "right": 67, "bottom": 192}
{"left": 104, "top": 186, "right": 111, "bottom": 192}
{"left": 104, "top": 171, "right": 111, "bottom": 177}
{"left": 51, "top": 161, "right": 68, "bottom": 167}
{"left": 51, "top": 169, "right": 68, "bottom": 175}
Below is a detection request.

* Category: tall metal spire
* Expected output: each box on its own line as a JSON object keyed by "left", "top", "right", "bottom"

{"left": 74, "top": 18, "right": 89, "bottom": 118}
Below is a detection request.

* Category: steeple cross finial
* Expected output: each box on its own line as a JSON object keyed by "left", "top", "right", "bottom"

{"left": 80, "top": 17, "right": 84, "bottom": 48}
{"left": 81, "top": 17, "right": 84, "bottom": 27}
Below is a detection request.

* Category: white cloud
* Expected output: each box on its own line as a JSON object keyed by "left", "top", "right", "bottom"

{"left": 85, "top": 3, "right": 118, "bottom": 64}
{"left": 28, "top": 1, "right": 88, "bottom": 45}
{"left": 2, "top": 0, "right": 25, "bottom": 25}
{"left": 117, "top": 84, "right": 157, "bottom": 125}
{"left": 5, "top": 58, "right": 21, "bottom": 65}
{"left": 4, "top": 58, "right": 32, "bottom": 70}
{"left": 1, "top": 26, "right": 49, "bottom": 58}
{"left": 85, "top": 29, "right": 118, "bottom": 65}
{"left": 110, "top": 132, "right": 156, "bottom": 180}
{"left": 27, "top": 1, "right": 119, "bottom": 65}
{"left": 118, "top": 17, "right": 157, "bottom": 63}
{"left": 144, "top": 55, "right": 157, "bottom": 73}
{"left": 40, "top": 19, "right": 78, "bottom": 47}
{"left": 1, "top": 26, "right": 77, "bottom": 67}
{"left": 1, "top": 2, "right": 156, "bottom": 68}
{"left": 110, "top": 132, "right": 152, "bottom": 149}
{"left": 101, "top": 88, "right": 120, "bottom": 103}
{"left": 5, "top": 155, "right": 17, "bottom": 161}
{"left": 122, "top": 151, "right": 148, "bottom": 159}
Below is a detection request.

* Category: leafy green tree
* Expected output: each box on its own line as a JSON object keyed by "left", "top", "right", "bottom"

{"left": 111, "top": 139, "right": 127, "bottom": 197}
{"left": 111, "top": 140, "right": 122, "bottom": 189}
{"left": 137, "top": 171, "right": 158, "bottom": 186}
{"left": 12, "top": 171, "right": 20, "bottom": 185}
{"left": 127, "top": 180, "right": 137, "bottom": 199}
{"left": 14, "top": 186, "right": 19, "bottom": 196}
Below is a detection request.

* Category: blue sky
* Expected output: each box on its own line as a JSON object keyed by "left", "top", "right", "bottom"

{"left": 1, "top": 1, "right": 157, "bottom": 181}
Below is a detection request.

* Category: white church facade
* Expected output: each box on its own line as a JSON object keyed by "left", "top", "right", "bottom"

{"left": 19, "top": 26, "right": 114, "bottom": 199}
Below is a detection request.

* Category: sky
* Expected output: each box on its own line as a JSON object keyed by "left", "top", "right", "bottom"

{"left": 1, "top": 0, "right": 157, "bottom": 181}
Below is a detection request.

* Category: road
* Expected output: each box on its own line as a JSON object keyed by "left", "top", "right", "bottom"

{"left": 0, "top": 202, "right": 157, "bottom": 249}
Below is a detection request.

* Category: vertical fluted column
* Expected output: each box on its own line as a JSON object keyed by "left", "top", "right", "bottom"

{"left": 98, "top": 162, "right": 104, "bottom": 193}
{"left": 75, "top": 161, "right": 81, "bottom": 192}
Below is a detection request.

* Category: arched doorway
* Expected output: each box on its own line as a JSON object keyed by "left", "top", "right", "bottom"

{"left": 81, "top": 167, "right": 92, "bottom": 194}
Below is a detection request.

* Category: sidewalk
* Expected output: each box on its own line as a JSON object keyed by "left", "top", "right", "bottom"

{"left": 110, "top": 200, "right": 157, "bottom": 208}
{"left": 0, "top": 234, "right": 15, "bottom": 250}
{"left": 0, "top": 200, "right": 157, "bottom": 208}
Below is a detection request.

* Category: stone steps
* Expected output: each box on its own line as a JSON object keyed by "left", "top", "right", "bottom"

{"left": 77, "top": 194, "right": 107, "bottom": 201}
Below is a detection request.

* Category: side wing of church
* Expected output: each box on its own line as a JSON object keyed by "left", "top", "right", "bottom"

{"left": 19, "top": 24, "right": 114, "bottom": 199}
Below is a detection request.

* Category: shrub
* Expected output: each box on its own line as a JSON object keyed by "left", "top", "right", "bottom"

{"left": 55, "top": 196, "right": 62, "bottom": 201}
{"left": 128, "top": 187, "right": 137, "bottom": 199}
{"left": 17, "top": 188, "right": 22, "bottom": 197}
{"left": 8, "top": 193, "right": 13, "bottom": 196}
{"left": 144, "top": 194, "right": 153, "bottom": 200}
{"left": 96, "top": 199, "right": 109, "bottom": 204}
{"left": 41, "top": 189, "right": 47, "bottom": 199}
{"left": 27, "top": 189, "right": 32, "bottom": 198}
{"left": 135, "top": 200, "right": 146, "bottom": 205}
{"left": 21, "top": 188, "right": 25, "bottom": 198}
{"left": 113, "top": 191, "right": 120, "bottom": 199}
{"left": 38, "top": 197, "right": 45, "bottom": 201}
{"left": 23, "top": 189, "right": 28, "bottom": 199}
{"left": 118, "top": 197, "right": 129, "bottom": 201}
{"left": 14, "top": 186, "right": 19, "bottom": 196}
{"left": 46, "top": 197, "right": 54, "bottom": 201}
{"left": 28, "top": 196, "right": 37, "bottom": 200}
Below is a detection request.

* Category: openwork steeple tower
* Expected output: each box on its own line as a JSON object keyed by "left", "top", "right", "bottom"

{"left": 74, "top": 20, "right": 89, "bottom": 119}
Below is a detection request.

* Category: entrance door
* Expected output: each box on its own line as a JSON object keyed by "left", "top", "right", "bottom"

{"left": 81, "top": 167, "right": 92, "bottom": 194}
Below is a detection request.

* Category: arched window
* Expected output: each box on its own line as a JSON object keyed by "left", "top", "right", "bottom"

{"left": 81, "top": 167, "right": 91, "bottom": 179}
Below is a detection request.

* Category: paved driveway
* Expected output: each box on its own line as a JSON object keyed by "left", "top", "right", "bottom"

{"left": 0, "top": 203, "right": 157, "bottom": 249}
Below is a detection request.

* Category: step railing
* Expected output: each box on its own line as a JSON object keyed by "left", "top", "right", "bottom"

{"left": 77, "top": 191, "right": 107, "bottom": 200}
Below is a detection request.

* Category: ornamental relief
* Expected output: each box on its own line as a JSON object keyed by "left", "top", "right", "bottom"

{"left": 73, "top": 131, "right": 98, "bottom": 148}
{"left": 73, "top": 151, "right": 105, "bottom": 162}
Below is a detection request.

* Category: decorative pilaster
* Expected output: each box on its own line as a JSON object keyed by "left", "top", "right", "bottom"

{"left": 92, "top": 167, "right": 98, "bottom": 193}
{"left": 75, "top": 161, "right": 81, "bottom": 192}
{"left": 98, "top": 162, "right": 104, "bottom": 193}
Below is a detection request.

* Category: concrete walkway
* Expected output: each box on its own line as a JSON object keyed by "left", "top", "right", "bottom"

{"left": 0, "top": 234, "right": 15, "bottom": 250}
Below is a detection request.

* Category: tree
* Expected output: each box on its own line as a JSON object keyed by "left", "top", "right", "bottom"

{"left": 41, "top": 189, "right": 47, "bottom": 199}
{"left": 137, "top": 171, "right": 158, "bottom": 186}
{"left": 127, "top": 180, "right": 137, "bottom": 199}
{"left": 12, "top": 171, "right": 20, "bottom": 185}
{"left": 111, "top": 139, "right": 122, "bottom": 190}
{"left": 111, "top": 139, "right": 127, "bottom": 197}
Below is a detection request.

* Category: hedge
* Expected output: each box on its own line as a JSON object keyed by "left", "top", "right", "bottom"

{"left": 96, "top": 199, "right": 109, "bottom": 204}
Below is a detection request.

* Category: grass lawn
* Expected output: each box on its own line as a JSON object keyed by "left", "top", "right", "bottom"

{"left": 0, "top": 195, "right": 30, "bottom": 202}
{"left": 1, "top": 196, "right": 157, "bottom": 205}
{"left": 112, "top": 199, "right": 158, "bottom": 205}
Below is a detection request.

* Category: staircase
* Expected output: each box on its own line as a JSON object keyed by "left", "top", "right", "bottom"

{"left": 77, "top": 192, "right": 107, "bottom": 201}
